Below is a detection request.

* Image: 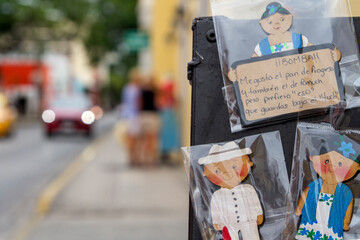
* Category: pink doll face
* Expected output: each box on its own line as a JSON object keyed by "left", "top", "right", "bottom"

{"left": 203, "top": 156, "right": 253, "bottom": 189}
{"left": 310, "top": 151, "right": 360, "bottom": 185}
{"left": 260, "top": 13, "right": 293, "bottom": 35}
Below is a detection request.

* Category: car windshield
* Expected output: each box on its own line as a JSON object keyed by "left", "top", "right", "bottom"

{"left": 51, "top": 96, "right": 90, "bottom": 110}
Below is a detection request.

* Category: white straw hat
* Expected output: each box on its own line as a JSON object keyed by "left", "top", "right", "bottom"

{"left": 198, "top": 141, "right": 252, "bottom": 165}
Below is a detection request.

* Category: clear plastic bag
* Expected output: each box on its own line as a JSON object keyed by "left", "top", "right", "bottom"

{"left": 284, "top": 106, "right": 360, "bottom": 240}
{"left": 182, "top": 131, "right": 289, "bottom": 240}
{"left": 210, "top": 0, "right": 360, "bottom": 132}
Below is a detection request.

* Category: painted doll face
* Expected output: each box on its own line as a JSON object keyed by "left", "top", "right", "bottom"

{"left": 203, "top": 156, "right": 253, "bottom": 189}
{"left": 260, "top": 13, "right": 293, "bottom": 35}
{"left": 310, "top": 151, "right": 360, "bottom": 185}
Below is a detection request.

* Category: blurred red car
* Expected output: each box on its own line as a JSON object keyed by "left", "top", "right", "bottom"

{"left": 42, "top": 95, "right": 95, "bottom": 137}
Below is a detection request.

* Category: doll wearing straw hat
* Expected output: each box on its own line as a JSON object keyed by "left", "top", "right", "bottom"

{"left": 199, "top": 141, "right": 263, "bottom": 240}
{"left": 295, "top": 133, "right": 360, "bottom": 240}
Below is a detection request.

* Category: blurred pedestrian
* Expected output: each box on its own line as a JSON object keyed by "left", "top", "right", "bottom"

{"left": 119, "top": 68, "right": 141, "bottom": 166}
{"left": 138, "top": 76, "right": 160, "bottom": 167}
{"left": 158, "top": 76, "right": 180, "bottom": 164}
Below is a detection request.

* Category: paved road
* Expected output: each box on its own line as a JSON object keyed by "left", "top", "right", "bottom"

{"left": 0, "top": 114, "right": 116, "bottom": 240}
{"left": 25, "top": 134, "right": 189, "bottom": 240}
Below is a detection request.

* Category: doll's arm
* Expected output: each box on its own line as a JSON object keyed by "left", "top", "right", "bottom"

{"left": 252, "top": 44, "right": 261, "bottom": 57}
{"left": 228, "top": 68, "right": 237, "bottom": 82}
{"left": 332, "top": 47, "right": 341, "bottom": 62}
{"left": 213, "top": 224, "right": 222, "bottom": 231}
{"left": 248, "top": 186, "right": 264, "bottom": 225}
{"left": 257, "top": 214, "right": 264, "bottom": 225}
{"left": 343, "top": 199, "right": 354, "bottom": 231}
{"left": 255, "top": 197, "right": 264, "bottom": 226}
{"left": 210, "top": 194, "right": 224, "bottom": 230}
{"left": 295, "top": 186, "right": 309, "bottom": 216}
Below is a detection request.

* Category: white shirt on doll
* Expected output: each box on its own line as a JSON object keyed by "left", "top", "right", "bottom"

{"left": 211, "top": 184, "right": 263, "bottom": 227}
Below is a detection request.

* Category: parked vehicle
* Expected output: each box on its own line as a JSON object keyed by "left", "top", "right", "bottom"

{"left": 42, "top": 95, "right": 95, "bottom": 137}
{"left": 0, "top": 93, "right": 17, "bottom": 137}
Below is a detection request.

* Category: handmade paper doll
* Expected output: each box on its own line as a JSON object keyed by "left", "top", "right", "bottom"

{"left": 198, "top": 141, "right": 263, "bottom": 240}
{"left": 252, "top": 2, "right": 340, "bottom": 61}
{"left": 252, "top": 2, "right": 311, "bottom": 57}
{"left": 295, "top": 134, "right": 360, "bottom": 240}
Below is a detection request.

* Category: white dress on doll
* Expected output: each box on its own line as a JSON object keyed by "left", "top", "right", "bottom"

{"left": 296, "top": 193, "right": 342, "bottom": 240}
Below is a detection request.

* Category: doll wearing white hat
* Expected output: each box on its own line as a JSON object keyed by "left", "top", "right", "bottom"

{"left": 199, "top": 141, "right": 263, "bottom": 240}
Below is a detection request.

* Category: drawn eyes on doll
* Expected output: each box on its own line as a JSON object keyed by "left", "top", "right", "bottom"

{"left": 268, "top": 21, "right": 272, "bottom": 25}
{"left": 232, "top": 165, "right": 237, "bottom": 170}
{"left": 215, "top": 169, "right": 220, "bottom": 174}
{"left": 338, "top": 162, "right": 342, "bottom": 167}
{"left": 325, "top": 159, "right": 330, "bottom": 164}
{"left": 281, "top": 17, "right": 285, "bottom": 22}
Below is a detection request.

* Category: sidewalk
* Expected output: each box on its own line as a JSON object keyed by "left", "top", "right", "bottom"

{"left": 21, "top": 130, "right": 189, "bottom": 240}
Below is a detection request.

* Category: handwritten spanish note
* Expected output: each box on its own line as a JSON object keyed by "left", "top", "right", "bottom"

{"left": 229, "top": 47, "right": 342, "bottom": 122}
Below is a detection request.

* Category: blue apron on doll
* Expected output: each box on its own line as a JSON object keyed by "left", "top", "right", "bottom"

{"left": 296, "top": 179, "right": 352, "bottom": 240}
{"left": 259, "top": 32, "right": 303, "bottom": 56}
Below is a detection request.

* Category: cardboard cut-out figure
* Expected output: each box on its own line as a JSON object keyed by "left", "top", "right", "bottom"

{"left": 251, "top": 2, "right": 340, "bottom": 61}
{"left": 253, "top": 2, "right": 311, "bottom": 57}
{"left": 295, "top": 134, "right": 360, "bottom": 240}
{"left": 198, "top": 141, "right": 263, "bottom": 240}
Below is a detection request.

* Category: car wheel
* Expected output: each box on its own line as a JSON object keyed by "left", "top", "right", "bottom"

{"left": 5, "top": 129, "right": 12, "bottom": 138}
{"left": 46, "top": 130, "right": 53, "bottom": 138}
{"left": 85, "top": 130, "right": 93, "bottom": 138}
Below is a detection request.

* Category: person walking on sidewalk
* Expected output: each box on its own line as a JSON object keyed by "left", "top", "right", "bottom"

{"left": 120, "top": 68, "right": 141, "bottom": 166}
{"left": 138, "top": 76, "right": 160, "bottom": 167}
{"left": 158, "top": 76, "right": 180, "bottom": 164}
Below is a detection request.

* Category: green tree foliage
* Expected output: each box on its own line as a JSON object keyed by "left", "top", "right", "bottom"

{"left": 0, "top": 0, "right": 137, "bottom": 63}
{"left": 86, "top": 0, "right": 137, "bottom": 63}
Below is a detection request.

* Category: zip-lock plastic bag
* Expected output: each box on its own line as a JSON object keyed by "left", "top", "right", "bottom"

{"left": 210, "top": 0, "right": 360, "bottom": 132}
{"left": 182, "top": 131, "right": 289, "bottom": 240}
{"left": 284, "top": 108, "right": 360, "bottom": 240}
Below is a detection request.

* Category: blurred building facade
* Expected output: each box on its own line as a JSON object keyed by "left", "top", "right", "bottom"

{"left": 137, "top": 0, "right": 210, "bottom": 146}
{"left": 339, "top": 0, "right": 360, "bottom": 16}
{"left": 0, "top": 57, "right": 49, "bottom": 116}
{"left": 353, "top": 0, "right": 360, "bottom": 15}
{"left": 0, "top": 40, "right": 98, "bottom": 117}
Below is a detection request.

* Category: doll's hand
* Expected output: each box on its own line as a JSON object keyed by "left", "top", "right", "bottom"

{"left": 295, "top": 207, "right": 302, "bottom": 216}
{"left": 228, "top": 68, "right": 237, "bottom": 82}
{"left": 257, "top": 214, "right": 264, "bottom": 225}
{"left": 213, "top": 224, "right": 222, "bottom": 231}
{"left": 331, "top": 47, "right": 341, "bottom": 62}
{"left": 343, "top": 223, "right": 350, "bottom": 231}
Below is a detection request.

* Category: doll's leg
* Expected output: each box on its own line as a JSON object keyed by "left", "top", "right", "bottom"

{"left": 226, "top": 226, "right": 240, "bottom": 240}
{"left": 239, "top": 221, "right": 260, "bottom": 240}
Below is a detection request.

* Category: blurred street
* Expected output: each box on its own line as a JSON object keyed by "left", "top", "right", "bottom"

{"left": 0, "top": 0, "right": 198, "bottom": 239}
{"left": 0, "top": 112, "right": 188, "bottom": 240}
